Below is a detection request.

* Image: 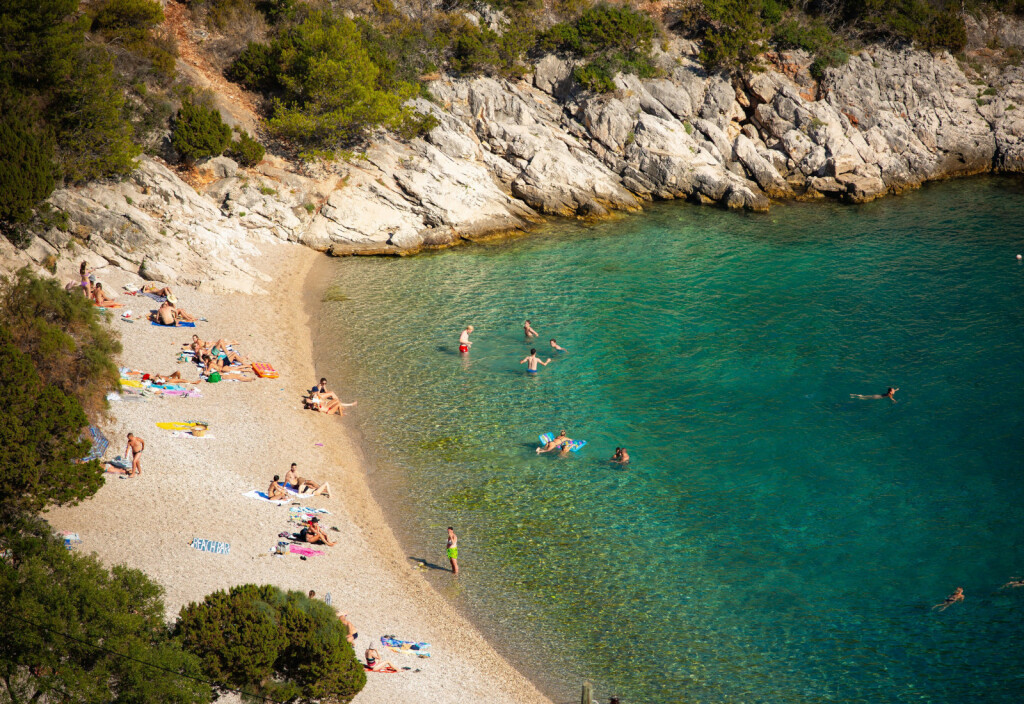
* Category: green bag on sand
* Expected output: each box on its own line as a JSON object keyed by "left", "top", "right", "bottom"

{"left": 207, "top": 372, "right": 222, "bottom": 383}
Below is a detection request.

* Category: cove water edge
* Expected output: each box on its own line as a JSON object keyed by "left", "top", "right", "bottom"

{"left": 311, "top": 177, "right": 1024, "bottom": 704}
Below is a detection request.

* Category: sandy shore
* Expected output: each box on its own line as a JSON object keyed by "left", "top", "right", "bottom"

{"left": 46, "top": 241, "right": 552, "bottom": 704}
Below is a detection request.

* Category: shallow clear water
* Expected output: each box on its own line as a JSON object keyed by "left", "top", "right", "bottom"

{"left": 317, "top": 178, "right": 1024, "bottom": 703}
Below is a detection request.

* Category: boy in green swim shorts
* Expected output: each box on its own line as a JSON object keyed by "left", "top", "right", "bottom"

{"left": 446, "top": 526, "right": 459, "bottom": 575}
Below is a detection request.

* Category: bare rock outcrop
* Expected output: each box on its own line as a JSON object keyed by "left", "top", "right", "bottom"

{"left": 8, "top": 37, "right": 1024, "bottom": 288}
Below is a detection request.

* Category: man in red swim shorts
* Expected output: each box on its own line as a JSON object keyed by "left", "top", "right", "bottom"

{"left": 458, "top": 325, "right": 473, "bottom": 354}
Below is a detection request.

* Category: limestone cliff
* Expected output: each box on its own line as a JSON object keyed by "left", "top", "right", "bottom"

{"left": 4, "top": 31, "right": 1024, "bottom": 291}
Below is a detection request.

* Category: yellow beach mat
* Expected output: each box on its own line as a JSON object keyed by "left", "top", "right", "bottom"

{"left": 119, "top": 379, "right": 144, "bottom": 388}
{"left": 155, "top": 421, "right": 204, "bottom": 431}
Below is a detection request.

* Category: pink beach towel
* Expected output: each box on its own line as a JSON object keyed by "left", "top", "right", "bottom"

{"left": 289, "top": 545, "right": 324, "bottom": 557}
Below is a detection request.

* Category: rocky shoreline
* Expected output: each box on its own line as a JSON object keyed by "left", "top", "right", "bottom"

{"left": 4, "top": 38, "right": 1024, "bottom": 291}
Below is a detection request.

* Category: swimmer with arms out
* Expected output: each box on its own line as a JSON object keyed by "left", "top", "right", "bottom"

{"left": 459, "top": 325, "right": 473, "bottom": 354}
{"left": 520, "top": 348, "right": 551, "bottom": 374}
{"left": 932, "top": 586, "right": 964, "bottom": 611}
{"left": 537, "top": 430, "right": 570, "bottom": 454}
{"left": 550, "top": 339, "right": 566, "bottom": 352}
{"left": 524, "top": 320, "right": 539, "bottom": 339}
{"left": 850, "top": 387, "right": 898, "bottom": 402}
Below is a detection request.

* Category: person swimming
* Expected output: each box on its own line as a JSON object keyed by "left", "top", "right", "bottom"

{"left": 550, "top": 339, "right": 566, "bottom": 352}
{"left": 520, "top": 348, "right": 551, "bottom": 374}
{"left": 850, "top": 387, "right": 898, "bottom": 402}
{"left": 524, "top": 320, "right": 539, "bottom": 339}
{"left": 537, "top": 430, "right": 570, "bottom": 454}
{"left": 932, "top": 586, "right": 964, "bottom": 611}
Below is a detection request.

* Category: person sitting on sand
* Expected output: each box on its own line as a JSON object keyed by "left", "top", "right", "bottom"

{"left": 933, "top": 586, "right": 964, "bottom": 611}
{"left": 90, "top": 283, "right": 120, "bottom": 307}
{"left": 267, "top": 475, "right": 289, "bottom": 501}
{"left": 537, "top": 430, "right": 570, "bottom": 454}
{"left": 209, "top": 339, "right": 246, "bottom": 365}
{"left": 166, "top": 295, "right": 199, "bottom": 323}
{"left": 850, "top": 387, "right": 899, "bottom": 402}
{"left": 153, "top": 301, "right": 179, "bottom": 326}
{"left": 202, "top": 355, "right": 254, "bottom": 382}
{"left": 311, "top": 377, "right": 339, "bottom": 401}
{"left": 364, "top": 647, "right": 397, "bottom": 673}
{"left": 300, "top": 517, "right": 336, "bottom": 546}
{"left": 284, "top": 463, "right": 332, "bottom": 498}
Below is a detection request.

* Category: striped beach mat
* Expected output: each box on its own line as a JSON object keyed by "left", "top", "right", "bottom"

{"left": 190, "top": 538, "right": 230, "bottom": 554}
{"left": 79, "top": 426, "right": 109, "bottom": 463}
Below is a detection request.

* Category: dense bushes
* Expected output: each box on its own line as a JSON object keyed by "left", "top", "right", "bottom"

{"left": 0, "top": 269, "right": 121, "bottom": 418}
{"left": 176, "top": 584, "right": 366, "bottom": 702}
{"left": 0, "top": 107, "right": 57, "bottom": 242}
{"left": 232, "top": 11, "right": 432, "bottom": 156}
{"left": 172, "top": 101, "right": 233, "bottom": 163}
{"left": 540, "top": 3, "right": 659, "bottom": 91}
{"left": 0, "top": 517, "right": 212, "bottom": 703}
{"left": 228, "top": 129, "right": 266, "bottom": 166}
{"left": 0, "top": 0, "right": 174, "bottom": 245}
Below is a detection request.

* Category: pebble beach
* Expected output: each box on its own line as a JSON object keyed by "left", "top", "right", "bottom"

{"left": 46, "top": 241, "right": 552, "bottom": 704}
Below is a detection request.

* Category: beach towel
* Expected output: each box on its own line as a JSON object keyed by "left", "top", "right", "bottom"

{"left": 381, "top": 636, "right": 431, "bottom": 657}
{"left": 105, "top": 455, "right": 131, "bottom": 471}
{"left": 251, "top": 362, "right": 279, "bottom": 378}
{"left": 289, "top": 545, "right": 324, "bottom": 557}
{"left": 243, "top": 490, "right": 289, "bottom": 506}
{"left": 190, "top": 538, "right": 230, "bottom": 555}
{"left": 364, "top": 664, "right": 400, "bottom": 673}
{"left": 156, "top": 421, "right": 208, "bottom": 430}
{"left": 151, "top": 320, "right": 195, "bottom": 327}
{"left": 119, "top": 379, "right": 144, "bottom": 389}
{"left": 78, "top": 426, "right": 109, "bottom": 463}
{"left": 141, "top": 292, "right": 167, "bottom": 302}
{"left": 170, "top": 430, "right": 215, "bottom": 439}
{"left": 289, "top": 506, "right": 331, "bottom": 515}
{"left": 94, "top": 302, "right": 124, "bottom": 308}
{"left": 162, "top": 389, "right": 202, "bottom": 398}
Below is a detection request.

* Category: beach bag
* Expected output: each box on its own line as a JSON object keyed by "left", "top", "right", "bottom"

{"left": 207, "top": 372, "right": 222, "bottom": 383}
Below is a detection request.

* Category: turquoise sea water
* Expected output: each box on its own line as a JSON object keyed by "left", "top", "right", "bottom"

{"left": 317, "top": 178, "right": 1024, "bottom": 703}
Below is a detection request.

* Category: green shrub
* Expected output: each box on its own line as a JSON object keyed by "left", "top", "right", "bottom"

{"left": 172, "top": 101, "right": 232, "bottom": 163}
{"left": 263, "top": 11, "right": 426, "bottom": 156}
{"left": 0, "top": 268, "right": 121, "bottom": 418}
{"left": 176, "top": 584, "right": 365, "bottom": 702}
{"left": 0, "top": 517, "right": 211, "bottom": 702}
{"left": 227, "top": 129, "right": 265, "bottom": 166}
{"left": 539, "top": 3, "right": 658, "bottom": 92}
{"left": 90, "top": 0, "right": 164, "bottom": 41}
{"left": 699, "top": 0, "right": 768, "bottom": 71}
{"left": 227, "top": 41, "right": 280, "bottom": 92}
{"left": 0, "top": 105, "right": 57, "bottom": 242}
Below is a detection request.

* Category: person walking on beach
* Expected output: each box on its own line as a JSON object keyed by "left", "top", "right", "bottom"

{"left": 850, "top": 387, "right": 898, "bottom": 402}
{"left": 446, "top": 526, "right": 459, "bottom": 575}
{"left": 933, "top": 586, "right": 964, "bottom": 611}
{"left": 550, "top": 339, "right": 566, "bottom": 352}
{"left": 520, "top": 349, "right": 551, "bottom": 374}
{"left": 125, "top": 433, "right": 144, "bottom": 476}
{"left": 524, "top": 320, "right": 539, "bottom": 339}
{"left": 459, "top": 325, "right": 474, "bottom": 354}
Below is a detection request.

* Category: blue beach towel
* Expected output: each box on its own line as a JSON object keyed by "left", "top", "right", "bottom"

{"left": 79, "top": 426, "right": 109, "bottom": 462}
{"left": 151, "top": 321, "right": 195, "bottom": 328}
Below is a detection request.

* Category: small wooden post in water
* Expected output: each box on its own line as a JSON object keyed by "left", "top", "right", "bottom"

{"left": 580, "top": 681, "right": 593, "bottom": 704}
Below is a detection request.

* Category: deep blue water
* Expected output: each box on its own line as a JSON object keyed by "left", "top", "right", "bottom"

{"left": 317, "top": 178, "right": 1024, "bottom": 703}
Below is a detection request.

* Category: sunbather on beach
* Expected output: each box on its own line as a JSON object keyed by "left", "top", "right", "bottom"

{"left": 311, "top": 378, "right": 339, "bottom": 401}
{"left": 306, "top": 393, "right": 357, "bottom": 415}
{"left": 933, "top": 586, "right": 964, "bottom": 611}
{"left": 284, "top": 463, "right": 332, "bottom": 498}
{"left": 143, "top": 283, "right": 173, "bottom": 298}
{"left": 267, "top": 475, "right": 289, "bottom": 501}
{"left": 850, "top": 387, "right": 899, "bottom": 402}
{"left": 209, "top": 339, "right": 246, "bottom": 364}
{"left": 125, "top": 433, "right": 144, "bottom": 477}
{"left": 91, "top": 283, "right": 119, "bottom": 306}
{"left": 153, "top": 301, "right": 178, "bottom": 326}
{"left": 169, "top": 303, "right": 198, "bottom": 323}
{"left": 150, "top": 371, "right": 201, "bottom": 385}
{"left": 184, "top": 334, "right": 208, "bottom": 355}
{"left": 537, "top": 430, "right": 569, "bottom": 454}
{"left": 338, "top": 612, "right": 358, "bottom": 644}
{"left": 300, "top": 517, "right": 336, "bottom": 546}
{"left": 364, "top": 647, "right": 396, "bottom": 673}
